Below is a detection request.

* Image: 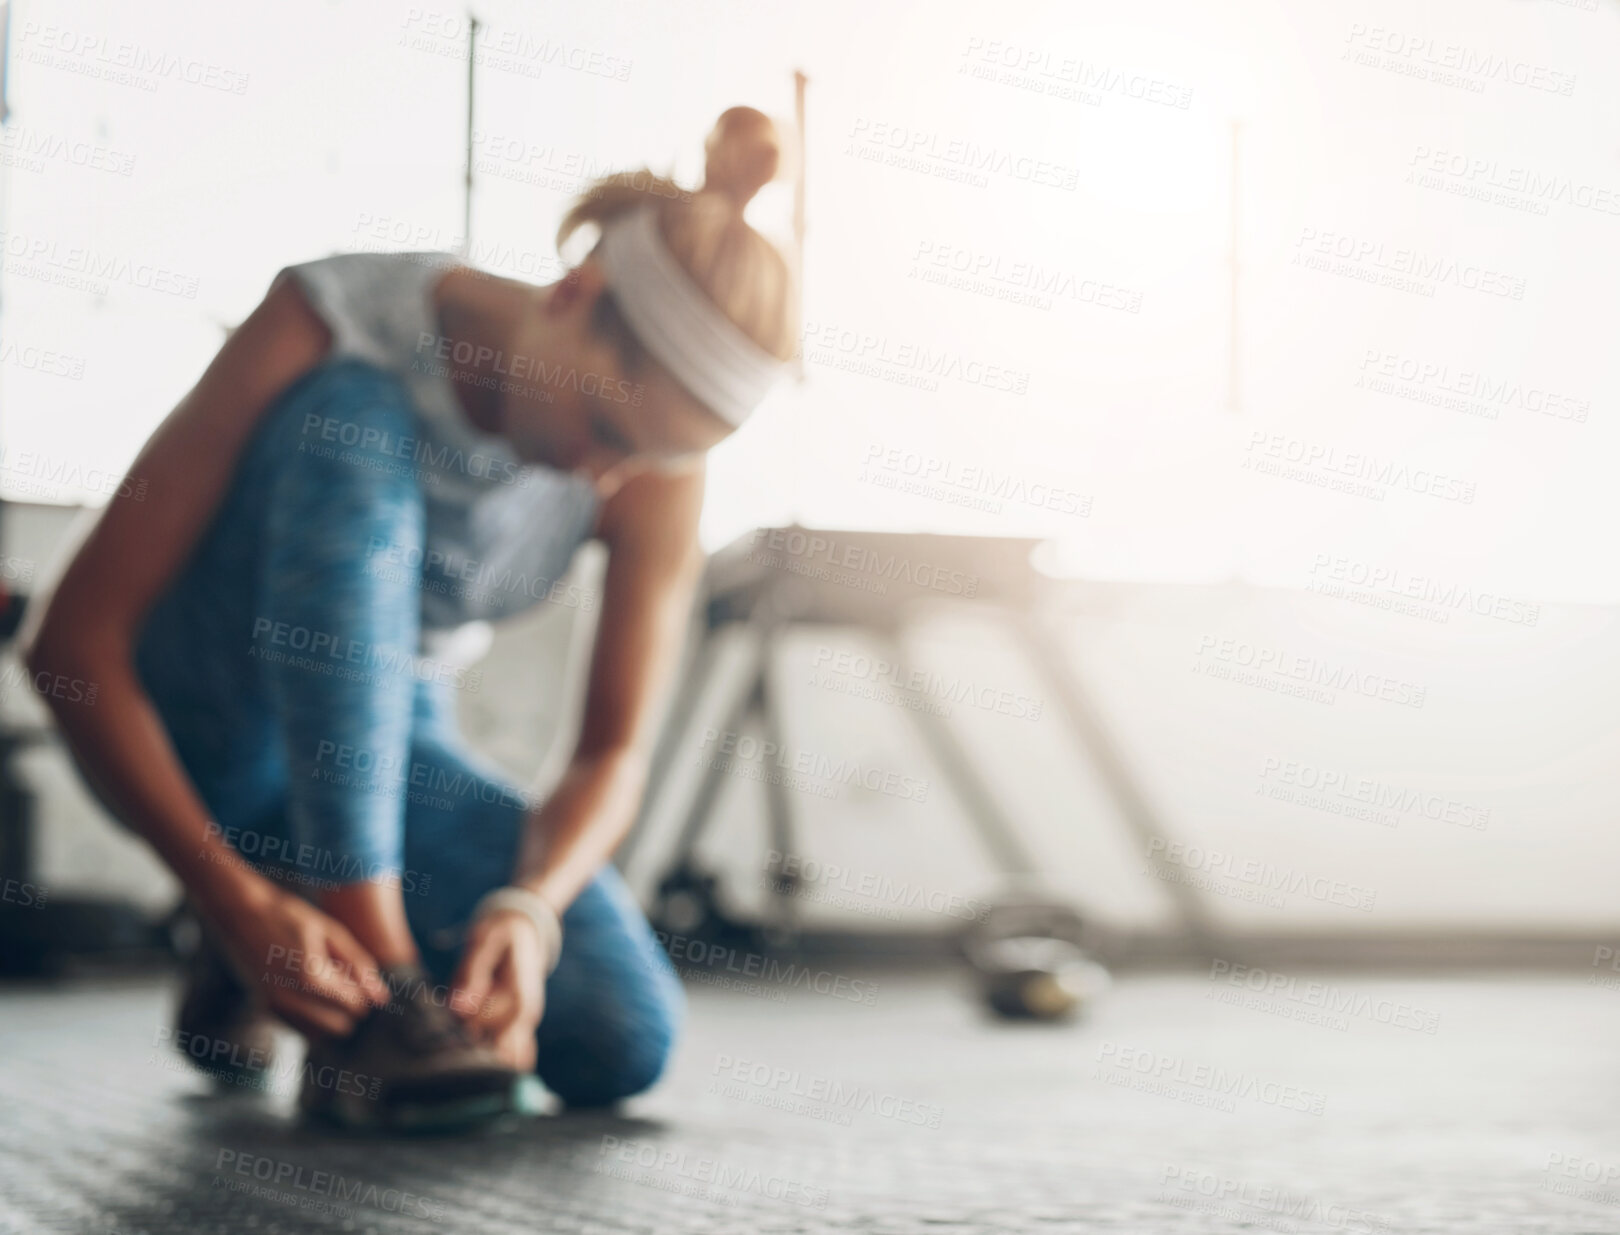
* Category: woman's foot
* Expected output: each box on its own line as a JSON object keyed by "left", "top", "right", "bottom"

{"left": 298, "top": 963, "right": 542, "bottom": 1131}
{"left": 174, "top": 926, "right": 279, "bottom": 1090}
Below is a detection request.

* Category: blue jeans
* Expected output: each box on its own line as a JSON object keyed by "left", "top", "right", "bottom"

{"left": 133, "top": 359, "right": 683, "bottom": 1105}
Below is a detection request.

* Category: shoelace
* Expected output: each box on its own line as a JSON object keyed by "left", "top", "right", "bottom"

{"left": 392, "top": 987, "right": 477, "bottom": 1055}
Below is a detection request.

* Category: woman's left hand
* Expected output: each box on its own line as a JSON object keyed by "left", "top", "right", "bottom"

{"left": 451, "top": 909, "right": 551, "bottom": 1071}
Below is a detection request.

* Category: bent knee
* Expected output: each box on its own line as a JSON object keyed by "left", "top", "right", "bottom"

{"left": 539, "top": 1031, "right": 676, "bottom": 1107}
{"left": 537, "top": 987, "right": 684, "bottom": 1106}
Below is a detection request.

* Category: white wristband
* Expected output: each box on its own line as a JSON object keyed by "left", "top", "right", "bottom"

{"left": 472, "top": 886, "right": 564, "bottom": 975}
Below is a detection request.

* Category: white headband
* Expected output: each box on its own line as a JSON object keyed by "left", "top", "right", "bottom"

{"left": 593, "top": 204, "right": 787, "bottom": 427}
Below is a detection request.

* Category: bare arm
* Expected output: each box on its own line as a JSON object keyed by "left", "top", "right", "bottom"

{"left": 22, "top": 276, "right": 326, "bottom": 917}
{"left": 450, "top": 463, "right": 706, "bottom": 1060}
{"left": 20, "top": 277, "right": 389, "bottom": 1030}
{"left": 509, "top": 463, "right": 708, "bottom": 913}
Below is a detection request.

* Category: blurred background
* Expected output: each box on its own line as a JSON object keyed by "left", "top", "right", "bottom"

{"left": 2, "top": 0, "right": 1619, "bottom": 1228}
{"left": 3, "top": 0, "right": 1615, "bottom": 961}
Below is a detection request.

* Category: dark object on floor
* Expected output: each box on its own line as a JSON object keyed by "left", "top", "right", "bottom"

{"left": 0, "top": 579, "right": 174, "bottom": 978}
{"left": 964, "top": 900, "right": 1111, "bottom": 1020}
{"left": 0, "top": 891, "right": 175, "bottom": 977}
{"left": 651, "top": 859, "right": 785, "bottom": 953}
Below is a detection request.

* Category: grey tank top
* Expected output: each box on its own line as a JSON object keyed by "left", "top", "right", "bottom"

{"left": 279, "top": 252, "right": 600, "bottom": 657}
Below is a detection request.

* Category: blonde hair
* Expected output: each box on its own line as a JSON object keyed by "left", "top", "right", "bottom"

{"left": 557, "top": 107, "right": 798, "bottom": 369}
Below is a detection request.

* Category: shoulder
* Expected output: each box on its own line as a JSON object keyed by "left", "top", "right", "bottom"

{"left": 279, "top": 250, "right": 458, "bottom": 303}
{"left": 277, "top": 251, "right": 460, "bottom": 365}
{"left": 595, "top": 463, "right": 706, "bottom": 562}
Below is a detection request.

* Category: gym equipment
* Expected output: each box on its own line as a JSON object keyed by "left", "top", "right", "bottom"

{"left": 650, "top": 858, "right": 783, "bottom": 954}
{"left": 0, "top": 525, "right": 175, "bottom": 977}
{"left": 619, "top": 527, "right": 1215, "bottom": 1012}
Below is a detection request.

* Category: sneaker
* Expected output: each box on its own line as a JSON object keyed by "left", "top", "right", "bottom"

{"left": 298, "top": 963, "right": 542, "bottom": 1131}
{"left": 174, "top": 924, "right": 278, "bottom": 1091}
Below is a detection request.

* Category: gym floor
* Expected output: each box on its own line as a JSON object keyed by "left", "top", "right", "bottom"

{"left": 1, "top": 968, "right": 1615, "bottom": 1233}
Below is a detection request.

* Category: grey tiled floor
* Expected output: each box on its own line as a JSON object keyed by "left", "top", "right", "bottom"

{"left": 2, "top": 969, "right": 1617, "bottom": 1233}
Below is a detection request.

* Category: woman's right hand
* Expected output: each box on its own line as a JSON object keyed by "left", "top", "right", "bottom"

{"left": 208, "top": 881, "right": 390, "bottom": 1039}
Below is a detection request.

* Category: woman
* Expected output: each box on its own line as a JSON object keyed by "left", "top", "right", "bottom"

{"left": 20, "top": 106, "right": 797, "bottom": 1127}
